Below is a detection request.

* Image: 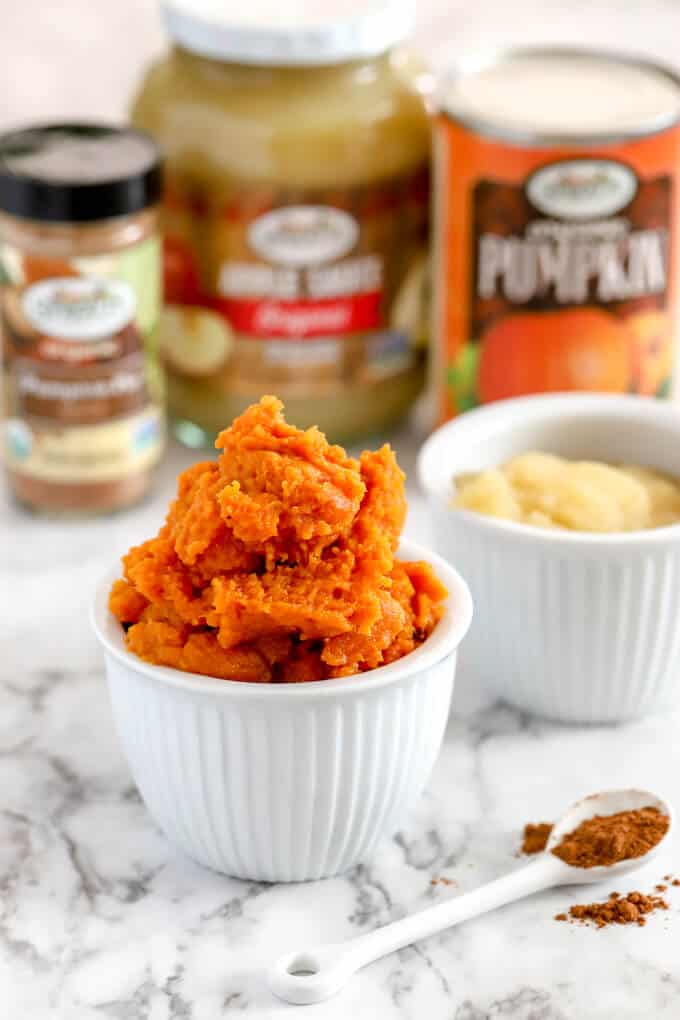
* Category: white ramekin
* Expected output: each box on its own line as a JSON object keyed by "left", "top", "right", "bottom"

{"left": 418, "top": 394, "right": 680, "bottom": 724}
{"left": 91, "top": 540, "right": 472, "bottom": 882}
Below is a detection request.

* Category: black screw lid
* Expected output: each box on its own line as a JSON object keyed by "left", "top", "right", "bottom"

{"left": 0, "top": 123, "right": 163, "bottom": 223}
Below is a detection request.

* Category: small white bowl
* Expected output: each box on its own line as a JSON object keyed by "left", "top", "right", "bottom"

{"left": 418, "top": 394, "right": 680, "bottom": 724}
{"left": 91, "top": 540, "right": 472, "bottom": 882}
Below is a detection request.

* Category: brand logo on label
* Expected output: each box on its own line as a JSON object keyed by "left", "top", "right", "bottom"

{"left": 526, "top": 160, "right": 638, "bottom": 220}
{"left": 248, "top": 206, "right": 359, "bottom": 267}
{"left": 22, "top": 277, "right": 137, "bottom": 340}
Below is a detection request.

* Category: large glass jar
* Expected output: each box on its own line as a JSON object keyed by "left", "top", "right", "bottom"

{"left": 132, "top": 1, "right": 431, "bottom": 446}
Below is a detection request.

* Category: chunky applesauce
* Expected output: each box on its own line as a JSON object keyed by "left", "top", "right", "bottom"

{"left": 110, "top": 397, "right": 446, "bottom": 681}
{"left": 453, "top": 452, "right": 680, "bottom": 532}
{"left": 131, "top": 6, "right": 432, "bottom": 446}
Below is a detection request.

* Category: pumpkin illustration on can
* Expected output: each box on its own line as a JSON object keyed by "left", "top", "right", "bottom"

{"left": 477, "top": 308, "right": 632, "bottom": 402}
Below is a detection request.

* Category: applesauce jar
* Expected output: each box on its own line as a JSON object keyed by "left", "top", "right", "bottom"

{"left": 132, "top": 0, "right": 431, "bottom": 446}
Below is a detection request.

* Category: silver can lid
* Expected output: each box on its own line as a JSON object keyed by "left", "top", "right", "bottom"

{"left": 438, "top": 48, "right": 680, "bottom": 144}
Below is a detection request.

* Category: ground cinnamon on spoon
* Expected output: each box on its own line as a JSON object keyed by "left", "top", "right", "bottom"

{"left": 551, "top": 806, "right": 669, "bottom": 868}
{"left": 521, "top": 805, "right": 672, "bottom": 928}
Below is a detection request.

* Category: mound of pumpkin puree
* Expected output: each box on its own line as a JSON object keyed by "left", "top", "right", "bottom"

{"left": 109, "top": 396, "right": 447, "bottom": 682}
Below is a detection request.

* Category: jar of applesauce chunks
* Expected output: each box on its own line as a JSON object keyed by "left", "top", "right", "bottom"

{"left": 132, "top": 0, "right": 431, "bottom": 446}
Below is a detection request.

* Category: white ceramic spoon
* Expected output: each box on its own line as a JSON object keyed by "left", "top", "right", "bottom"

{"left": 269, "top": 788, "right": 672, "bottom": 1005}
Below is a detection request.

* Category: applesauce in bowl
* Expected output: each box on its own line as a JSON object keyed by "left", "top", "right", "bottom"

{"left": 453, "top": 452, "right": 680, "bottom": 532}
{"left": 418, "top": 393, "right": 680, "bottom": 722}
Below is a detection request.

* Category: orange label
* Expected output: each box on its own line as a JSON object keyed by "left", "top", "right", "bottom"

{"left": 434, "top": 118, "right": 680, "bottom": 420}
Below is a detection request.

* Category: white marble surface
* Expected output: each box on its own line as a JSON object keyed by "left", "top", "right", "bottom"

{"left": 4, "top": 2, "right": 680, "bottom": 1018}
{"left": 3, "top": 417, "right": 680, "bottom": 1020}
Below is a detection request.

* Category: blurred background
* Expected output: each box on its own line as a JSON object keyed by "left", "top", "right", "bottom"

{"left": 4, "top": 0, "right": 680, "bottom": 129}
{"left": 2, "top": 0, "right": 680, "bottom": 521}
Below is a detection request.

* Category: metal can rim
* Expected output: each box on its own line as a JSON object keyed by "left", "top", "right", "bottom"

{"left": 435, "top": 46, "right": 680, "bottom": 147}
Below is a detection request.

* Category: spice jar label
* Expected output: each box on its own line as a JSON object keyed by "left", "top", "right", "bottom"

{"left": 21, "top": 277, "right": 138, "bottom": 341}
{"left": 1, "top": 237, "right": 163, "bottom": 485}
{"left": 160, "top": 167, "right": 429, "bottom": 393}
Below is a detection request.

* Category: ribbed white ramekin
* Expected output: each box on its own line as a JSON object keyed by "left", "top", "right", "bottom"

{"left": 418, "top": 394, "right": 680, "bottom": 724}
{"left": 91, "top": 540, "right": 472, "bottom": 882}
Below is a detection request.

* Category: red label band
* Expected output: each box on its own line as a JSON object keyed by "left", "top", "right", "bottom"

{"left": 214, "top": 291, "right": 383, "bottom": 339}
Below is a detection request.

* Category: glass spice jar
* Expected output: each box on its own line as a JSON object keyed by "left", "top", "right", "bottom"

{"left": 0, "top": 123, "right": 164, "bottom": 514}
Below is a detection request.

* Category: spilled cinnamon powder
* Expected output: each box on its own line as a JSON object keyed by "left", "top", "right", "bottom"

{"left": 521, "top": 822, "right": 553, "bottom": 855}
{"left": 555, "top": 889, "right": 668, "bottom": 928}
{"left": 551, "top": 806, "right": 669, "bottom": 868}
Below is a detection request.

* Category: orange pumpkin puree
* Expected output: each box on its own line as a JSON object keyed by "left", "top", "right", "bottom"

{"left": 109, "top": 396, "right": 446, "bottom": 682}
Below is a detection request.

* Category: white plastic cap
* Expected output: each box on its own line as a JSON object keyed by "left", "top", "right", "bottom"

{"left": 162, "top": 0, "right": 415, "bottom": 66}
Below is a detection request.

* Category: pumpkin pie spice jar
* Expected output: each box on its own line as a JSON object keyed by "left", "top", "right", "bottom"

{"left": 0, "top": 124, "right": 164, "bottom": 514}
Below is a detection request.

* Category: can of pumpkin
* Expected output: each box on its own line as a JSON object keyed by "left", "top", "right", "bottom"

{"left": 434, "top": 48, "right": 680, "bottom": 420}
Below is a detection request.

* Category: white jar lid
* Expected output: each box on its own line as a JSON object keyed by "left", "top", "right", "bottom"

{"left": 162, "top": 0, "right": 414, "bottom": 66}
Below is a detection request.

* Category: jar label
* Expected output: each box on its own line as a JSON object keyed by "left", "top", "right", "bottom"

{"left": 435, "top": 118, "right": 680, "bottom": 420}
{"left": 160, "top": 166, "right": 429, "bottom": 394}
{"left": 3, "top": 407, "right": 163, "bottom": 483}
{"left": 247, "top": 205, "right": 360, "bottom": 267}
{"left": 1, "top": 237, "right": 164, "bottom": 485}
{"left": 21, "top": 277, "right": 137, "bottom": 340}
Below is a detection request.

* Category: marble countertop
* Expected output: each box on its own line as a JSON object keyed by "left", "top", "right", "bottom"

{"left": 3, "top": 419, "right": 680, "bottom": 1020}
{"left": 4, "top": 3, "right": 680, "bottom": 1017}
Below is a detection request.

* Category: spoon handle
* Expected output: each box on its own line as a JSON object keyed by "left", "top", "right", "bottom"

{"left": 269, "top": 855, "right": 564, "bottom": 1005}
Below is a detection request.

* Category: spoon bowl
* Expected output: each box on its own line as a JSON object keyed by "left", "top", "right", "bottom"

{"left": 269, "top": 787, "right": 673, "bottom": 1005}
{"left": 546, "top": 787, "right": 673, "bottom": 885}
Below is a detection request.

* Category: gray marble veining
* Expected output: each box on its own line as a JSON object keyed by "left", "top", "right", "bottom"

{"left": 2, "top": 433, "right": 680, "bottom": 1019}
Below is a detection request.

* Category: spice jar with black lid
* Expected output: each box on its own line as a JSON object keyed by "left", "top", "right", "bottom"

{"left": 0, "top": 123, "right": 164, "bottom": 514}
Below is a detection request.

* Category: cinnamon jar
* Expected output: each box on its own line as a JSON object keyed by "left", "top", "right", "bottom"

{"left": 0, "top": 124, "right": 164, "bottom": 513}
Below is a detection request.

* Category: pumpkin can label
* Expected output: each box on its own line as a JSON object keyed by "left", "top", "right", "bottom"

{"left": 435, "top": 120, "right": 680, "bottom": 420}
